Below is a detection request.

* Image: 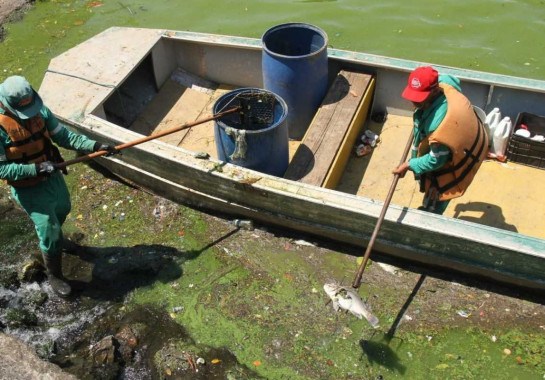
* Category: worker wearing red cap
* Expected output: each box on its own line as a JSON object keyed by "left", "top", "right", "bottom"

{"left": 0, "top": 75, "right": 119, "bottom": 297}
{"left": 393, "top": 66, "right": 488, "bottom": 214}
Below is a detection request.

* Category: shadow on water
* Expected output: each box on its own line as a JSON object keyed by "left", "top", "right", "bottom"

{"left": 359, "top": 332, "right": 406, "bottom": 376}
{"left": 385, "top": 274, "right": 426, "bottom": 341}
{"left": 184, "top": 228, "right": 240, "bottom": 259}
{"left": 357, "top": 275, "right": 426, "bottom": 377}
{"left": 65, "top": 244, "right": 185, "bottom": 301}
{"left": 66, "top": 226, "right": 239, "bottom": 301}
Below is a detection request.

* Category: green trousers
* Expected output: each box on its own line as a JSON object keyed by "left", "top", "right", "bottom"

{"left": 11, "top": 171, "right": 71, "bottom": 257}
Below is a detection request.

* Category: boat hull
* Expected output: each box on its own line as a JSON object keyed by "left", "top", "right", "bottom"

{"left": 40, "top": 27, "right": 545, "bottom": 292}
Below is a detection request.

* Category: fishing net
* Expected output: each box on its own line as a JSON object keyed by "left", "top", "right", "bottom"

{"left": 216, "top": 89, "right": 276, "bottom": 131}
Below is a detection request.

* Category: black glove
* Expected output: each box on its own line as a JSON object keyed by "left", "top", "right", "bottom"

{"left": 35, "top": 161, "right": 58, "bottom": 176}
{"left": 93, "top": 142, "right": 119, "bottom": 157}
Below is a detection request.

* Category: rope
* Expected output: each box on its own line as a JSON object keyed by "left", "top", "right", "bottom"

{"left": 226, "top": 127, "right": 247, "bottom": 160}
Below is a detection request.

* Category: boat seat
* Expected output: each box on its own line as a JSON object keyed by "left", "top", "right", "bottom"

{"left": 284, "top": 70, "right": 375, "bottom": 188}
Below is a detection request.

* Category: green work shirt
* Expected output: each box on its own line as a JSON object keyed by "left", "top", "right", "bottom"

{"left": 0, "top": 105, "right": 97, "bottom": 182}
{"left": 408, "top": 74, "right": 462, "bottom": 176}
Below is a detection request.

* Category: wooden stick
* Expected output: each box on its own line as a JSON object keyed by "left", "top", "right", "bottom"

{"left": 351, "top": 130, "right": 414, "bottom": 289}
{"left": 57, "top": 107, "right": 240, "bottom": 168}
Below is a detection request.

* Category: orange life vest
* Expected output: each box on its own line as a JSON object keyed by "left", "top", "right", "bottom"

{"left": 0, "top": 111, "right": 51, "bottom": 187}
{"left": 417, "top": 83, "right": 489, "bottom": 201}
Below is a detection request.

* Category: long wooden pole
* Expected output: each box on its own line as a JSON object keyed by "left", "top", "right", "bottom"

{"left": 351, "top": 130, "right": 414, "bottom": 289}
{"left": 56, "top": 107, "right": 240, "bottom": 169}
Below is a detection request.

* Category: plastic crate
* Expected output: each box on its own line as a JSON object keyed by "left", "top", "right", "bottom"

{"left": 506, "top": 112, "right": 545, "bottom": 169}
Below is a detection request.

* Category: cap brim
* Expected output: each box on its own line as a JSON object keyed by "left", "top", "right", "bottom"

{"left": 2, "top": 90, "right": 43, "bottom": 119}
{"left": 401, "top": 86, "right": 430, "bottom": 103}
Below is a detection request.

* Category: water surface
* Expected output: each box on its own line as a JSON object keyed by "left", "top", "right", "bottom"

{"left": 1, "top": 0, "right": 544, "bottom": 85}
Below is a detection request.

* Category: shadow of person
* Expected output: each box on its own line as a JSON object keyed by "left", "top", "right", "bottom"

{"left": 62, "top": 228, "right": 241, "bottom": 301}
{"left": 63, "top": 244, "right": 184, "bottom": 301}
{"left": 452, "top": 202, "right": 518, "bottom": 232}
{"left": 359, "top": 332, "right": 406, "bottom": 375}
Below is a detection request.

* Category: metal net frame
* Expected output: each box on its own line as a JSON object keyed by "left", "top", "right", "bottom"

{"left": 217, "top": 89, "right": 276, "bottom": 130}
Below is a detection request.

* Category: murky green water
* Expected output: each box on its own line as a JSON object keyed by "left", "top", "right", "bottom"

{"left": 1, "top": 0, "right": 545, "bottom": 86}
{"left": 1, "top": 1, "right": 545, "bottom": 379}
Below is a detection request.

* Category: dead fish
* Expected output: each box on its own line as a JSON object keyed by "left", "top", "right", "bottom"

{"left": 323, "top": 283, "right": 380, "bottom": 328}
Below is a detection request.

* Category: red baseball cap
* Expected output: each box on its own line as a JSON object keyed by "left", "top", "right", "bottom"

{"left": 402, "top": 66, "right": 439, "bottom": 103}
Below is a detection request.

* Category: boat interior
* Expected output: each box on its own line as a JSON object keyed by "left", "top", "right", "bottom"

{"left": 42, "top": 28, "right": 545, "bottom": 240}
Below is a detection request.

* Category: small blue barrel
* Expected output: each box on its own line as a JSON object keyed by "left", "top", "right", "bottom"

{"left": 262, "top": 23, "right": 328, "bottom": 140}
{"left": 214, "top": 88, "right": 289, "bottom": 176}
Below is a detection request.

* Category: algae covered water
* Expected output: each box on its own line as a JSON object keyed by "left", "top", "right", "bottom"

{"left": 1, "top": 1, "right": 545, "bottom": 379}
{"left": 2, "top": 0, "right": 545, "bottom": 86}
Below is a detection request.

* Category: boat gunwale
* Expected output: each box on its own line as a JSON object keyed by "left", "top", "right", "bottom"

{"left": 163, "top": 29, "right": 545, "bottom": 94}
{"left": 58, "top": 112, "right": 545, "bottom": 259}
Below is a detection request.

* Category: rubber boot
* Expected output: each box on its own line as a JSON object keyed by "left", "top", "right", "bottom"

{"left": 42, "top": 253, "right": 72, "bottom": 297}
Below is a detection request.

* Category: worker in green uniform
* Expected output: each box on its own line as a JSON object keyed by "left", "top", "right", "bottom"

{"left": 393, "top": 66, "right": 487, "bottom": 215}
{"left": 0, "top": 75, "right": 118, "bottom": 297}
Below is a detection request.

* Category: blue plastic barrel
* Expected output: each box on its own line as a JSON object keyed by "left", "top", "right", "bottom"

{"left": 214, "top": 88, "right": 289, "bottom": 176}
{"left": 262, "top": 23, "right": 328, "bottom": 140}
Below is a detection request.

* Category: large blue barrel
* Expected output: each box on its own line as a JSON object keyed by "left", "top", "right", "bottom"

{"left": 214, "top": 88, "right": 289, "bottom": 176}
{"left": 262, "top": 23, "right": 328, "bottom": 140}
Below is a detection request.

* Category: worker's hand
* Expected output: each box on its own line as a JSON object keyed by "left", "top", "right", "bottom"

{"left": 35, "top": 161, "right": 58, "bottom": 176}
{"left": 392, "top": 162, "right": 411, "bottom": 178}
{"left": 93, "top": 142, "right": 119, "bottom": 157}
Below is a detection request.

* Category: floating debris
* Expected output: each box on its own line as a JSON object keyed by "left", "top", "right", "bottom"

{"left": 293, "top": 239, "right": 315, "bottom": 247}
{"left": 377, "top": 262, "right": 401, "bottom": 276}
{"left": 231, "top": 219, "right": 254, "bottom": 230}
{"left": 457, "top": 310, "right": 470, "bottom": 318}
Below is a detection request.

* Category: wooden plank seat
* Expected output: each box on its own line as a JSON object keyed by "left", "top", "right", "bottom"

{"left": 283, "top": 70, "right": 375, "bottom": 188}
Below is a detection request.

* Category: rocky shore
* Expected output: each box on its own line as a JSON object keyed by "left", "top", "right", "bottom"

{"left": 0, "top": 333, "right": 77, "bottom": 380}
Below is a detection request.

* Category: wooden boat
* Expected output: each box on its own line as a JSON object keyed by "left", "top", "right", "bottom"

{"left": 39, "top": 27, "right": 545, "bottom": 291}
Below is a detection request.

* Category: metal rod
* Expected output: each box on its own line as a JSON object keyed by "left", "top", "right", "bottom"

{"left": 351, "top": 129, "right": 414, "bottom": 289}
{"left": 57, "top": 106, "right": 240, "bottom": 168}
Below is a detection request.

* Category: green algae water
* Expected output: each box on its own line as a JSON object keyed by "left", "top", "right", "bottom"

{"left": 1, "top": 1, "right": 545, "bottom": 379}
{"left": 2, "top": 0, "right": 545, "bottom": 86}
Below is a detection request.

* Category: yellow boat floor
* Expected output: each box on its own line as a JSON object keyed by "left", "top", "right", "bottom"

{"left": 132, "top": 78, "right": 545, "bottom": 240}
{"left": 337, "top": 114, "right": 545, "bottom": 239}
